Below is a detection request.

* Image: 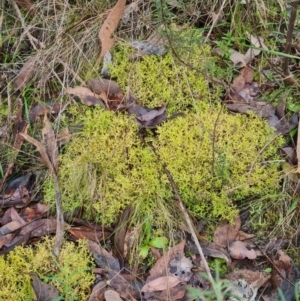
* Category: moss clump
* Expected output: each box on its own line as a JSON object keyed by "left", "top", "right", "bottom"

{"left": 43, "top": 38, "right": 284, "bottom": 229}
{"left": 109, "top": 43, "right": 219, "bottom": 114}
{"left": 44, "top": 105, "right": 283, "bottom": 226}
{"left": 0, "top": 237, "right": 95, "bottom": 300}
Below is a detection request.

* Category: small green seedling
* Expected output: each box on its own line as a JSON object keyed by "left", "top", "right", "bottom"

{"left": 139, "top": 218, "right": 168, "bottom": 259}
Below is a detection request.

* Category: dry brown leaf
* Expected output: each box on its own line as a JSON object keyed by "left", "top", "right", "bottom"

{"left": 13, "top": 0, "right": 34, "bottom": 11}
{"left": 68, "top": 226, "right": 108, "bottom": 243}
{"left": 235, "top": 230, "right": 255, "bottom": 241}
{"left": 98, "top": 0, "right": 126, "bottom": 61}
{"left": 65, "top": 86, "right": 104, "bottom": 107}
{"left": 30, "top": 272, "right": 60, "bottom": 301}
{"left": 213, "top": 216, "right": 241, "bottom": 248}
{"left": 88, "top": 281, "right": 106, "bottom": 301}
{"left": 241, "top": 66, "right": 254, "bottom": 84}
{"left": 42, "top": 114, "right": 58, "bottom": 174}
{"left": 147, "top": 240, "right": 185, "bottom": 282}
{"left": 19, "top": 133, "right": 54, "bottom": 174}
{"left": 14, "top": 56, "right": 36, "bottom": 91}
{"left": 228, "top": 241, "right": 257, "bottom": 260}
{"left": 141, "top": 276, "right": 181, "bottom": 293}
{"left": 231, "top": 74, "right": 246, "bottom": 93}
{"left": 104, "top": 290, "right": 123, "bottom": 301}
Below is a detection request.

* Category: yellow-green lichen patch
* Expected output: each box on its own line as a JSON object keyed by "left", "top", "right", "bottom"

{"left": 0, "top": 237, "right": 95, "bottom": 300}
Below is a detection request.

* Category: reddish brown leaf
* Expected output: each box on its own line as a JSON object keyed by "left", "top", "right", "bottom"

{"left": 213, "top": 216, "right": 241, "bottom": 248}
{"left": 108, "top": 270, "right": 140, "bottom": 299}
{"left": 19, "top": 219, "right": 58, "bottom": 237}
{"left": 98, "top": 0, "right": 126, "bottom": 61}
{"left": 68, "top": 226, "right": 107, "bottom": 242}
{"left": 30, "top": 102, "right": 65, "bottom": 122}
{"left": 14, "top": 56, "right": 36, "bottom": 91}
{"left": 235, "top": 230, "right": 255, "bottom": 241}
{"left": 241, "top": 66, "right": 253, "bottom": 84}
{"left": 13, "top": 0, "right": 34, "bottom": 11}
{"left": 231, "top": 74, "right": 246, "bottom": 93}
{"left": 141, "top": 276, "right": 181, "bottom": 293}
{"left": 21, "top": 203, "right": 50, "bottom": 222}
{"left": 88, "top": 281, "right": 106, "bottom": 301}
{"left": 0, "top": 233, "right": 14, "bottom": 249}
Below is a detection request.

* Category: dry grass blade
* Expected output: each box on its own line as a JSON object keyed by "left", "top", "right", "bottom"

{"left": 42, "top": 114, "right": 59, "bottom": 174}
{"left": 296, "top": 119, "right": 300, "bottom": 173}
{"left": 97, "top": 0, "right": 126, "bottom": 62}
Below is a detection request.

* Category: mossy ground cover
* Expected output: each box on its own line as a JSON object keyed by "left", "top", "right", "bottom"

{"left": 0, "top": 237, "right": 95, "bottom": 300}
{"left": 1, "top": 1, "right": 298, "bottom": 298}
{"left": 42, "top": 43, "right": 284, "bottom": 233}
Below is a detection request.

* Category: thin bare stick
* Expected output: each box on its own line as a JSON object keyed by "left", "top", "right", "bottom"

{"left": 282, "top": 1, "right": 299, "bottom": 85}
{"left": 163, "top": 168, "right": 214, "bottom": 283}
{"left": 149, "top": 145, "right": 213, "bottom": 282}
{"left": 203, "top": 0, "right": 228, "bottom": 45}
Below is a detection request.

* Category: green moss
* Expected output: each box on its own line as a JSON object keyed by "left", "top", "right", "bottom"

{"left": 0, "top": 237, "right": 95, "bottom": 300}
{"left": 109, "top": 43, "right": 218, "bottom": 114}
{"left": 43, "top": 38, "right": 284, "bottom": 230}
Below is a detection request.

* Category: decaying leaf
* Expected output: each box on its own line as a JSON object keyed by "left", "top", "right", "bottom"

{"left": 65, "top": 86, "right": 104, "bottom": 107}
{"left": 213, "top": 216, "right": 241, "bottom": 248}
{"left": 169, "top": 256, "right": 193, "bottom": 282}
{"left": 88, "top": 281, "right": 106, "bottom": 301}
{"left": 186, "top": 240, "right": 231, "bottom": 264}
{"left": 29, "top": 102, "right": 65, "bottom": 123}
{"left": 228, "top": 241, "right": 257, "bottom": 260}
{"left": 104, "top": 290, "right": 123, "bottom": 301}
{"left": 19, "top": 219, "right": 58, "bottom": 237}
{"left": 108, "top": 270, "right": 140, "bottom": 299}
{"left": 13, "top": 0, "right": 34, "bottom": 11}
{"left": 30, "top": 272, "right": 60, "bottom": 301}
{"left": 68, "top": 226, "right": 109, "bottom": 242}
{"left": 146, "top": 240, "right": 185, "bottom": 282}
{"left": 98, "top": 0, "right": 126, "bottom": 61}
{"left": 141, "top": 276, "right": 182, "bottom": 293}
{"left": 89, "top": 240, "right": 120, "bottom": 271}
{"left": 14, "top": 56, "right": 36, "bottom": 91}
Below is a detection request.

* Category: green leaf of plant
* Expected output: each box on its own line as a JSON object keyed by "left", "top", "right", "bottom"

{"left": 142, "top": 218, "right": 152, "bottom": 244}
{"left": 290, "top": 128, "right": 298, "bottom": 137}
{"left": 264, "top": 267, "right": 272, "bottom": 274}
{"left": 288, "top": 198, "right": 299, "bottom": 214}
{"left": 149, "top": 237, "right": 169, "bottom": 249}
{"left": 139, "top": 245, "right": 149, "bottom": 259}
{"left": 287, "top": 103, "right": 300, "bottom": 113}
